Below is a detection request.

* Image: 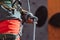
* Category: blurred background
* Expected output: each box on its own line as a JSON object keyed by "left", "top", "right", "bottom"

{"left": 21, "top": 0, "right": 60, "bottom": 40}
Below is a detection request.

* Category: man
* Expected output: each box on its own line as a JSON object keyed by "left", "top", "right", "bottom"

{"left": 0, "top": 0, "right": 37, "bottom": 40}
{"left": 0, "top": 0, "right": 22, "bottom": 40}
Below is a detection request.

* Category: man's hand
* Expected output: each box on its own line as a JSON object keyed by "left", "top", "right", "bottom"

{"left": 26, "top": 17, "right": 33, "bottom": 24}
{"left": 21, "top": 9, "right": 38, "bottom": 23}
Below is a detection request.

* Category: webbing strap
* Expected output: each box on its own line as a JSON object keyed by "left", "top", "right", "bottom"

{"left": 12, "top": 0, "right": 21, "bottom": 7}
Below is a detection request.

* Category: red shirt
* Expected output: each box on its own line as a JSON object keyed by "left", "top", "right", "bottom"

{"left": 0, "top": 20, "right": 21, "bottom": 35}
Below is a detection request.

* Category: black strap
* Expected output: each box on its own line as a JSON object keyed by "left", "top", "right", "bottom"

{"left": 12, "top": 0, "right": 17, "bottom": 7}
{"left": 12, "top": 0, "right": 21, "bottom": 7}
{"left": 12, "top": 0, "right": 22, "bottom": 14}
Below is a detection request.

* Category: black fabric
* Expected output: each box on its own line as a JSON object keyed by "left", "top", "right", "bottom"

{"left": 0, "top": 0, "right": 4, "bottom": 2}
{"left": 0, "top": 5, "right": 12, "bottom": 19}
{"left": 49, "top": 13, "right": 60, "bottom": 27}
{"left": 0, "top": 34, "right": 17, "bottom": 40}
{"left": 0, "top": 5, "right": 21, "bottom": 21}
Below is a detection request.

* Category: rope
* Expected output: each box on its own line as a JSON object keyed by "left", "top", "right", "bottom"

{"left": 27, "top": 0, "right": 31, "bottom": 12}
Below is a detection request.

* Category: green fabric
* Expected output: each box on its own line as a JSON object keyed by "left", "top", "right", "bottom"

{"left": 4, "top": 0, "right": 11, "bottom": 7}
{"left": 4, "top": 1, "right": 11, "bottom": 8}
{"left": 4, "top": 0, "right": 11, "bottom": 4}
